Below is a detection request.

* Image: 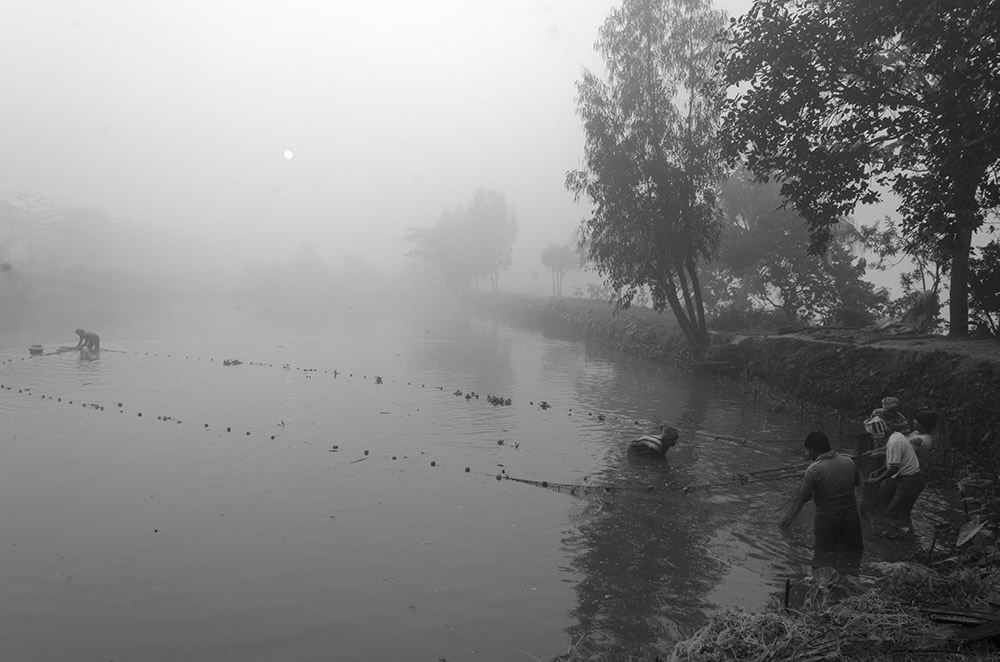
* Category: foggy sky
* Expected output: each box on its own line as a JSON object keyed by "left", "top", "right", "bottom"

{"left": 3, "top": 0, "right": 752, "bottom": 287}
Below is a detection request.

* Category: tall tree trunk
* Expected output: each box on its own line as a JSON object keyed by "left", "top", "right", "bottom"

{"left": 662, "top": 269, "right": 708, "bottom": 358}
{"left": 782, "top": 299, "right": 797, "bottom": 325}
{"left": 947, "top": 163, "right": 984, "bottom": 338}
{"left": 948, "top": 222, "right": 974, "bottom": 338}
{"left": 686, "top": 256, "right": 709, "bottom": 346}
{"left": 665, "top": 289, "right": 699, "bottom": 351}
{"left": 676, "top": 261, "right": 699, "bottom": 332}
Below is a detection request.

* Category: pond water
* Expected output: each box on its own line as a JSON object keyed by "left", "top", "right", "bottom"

{"left": 1, "top": 305, "right": 861, "bottom": 661}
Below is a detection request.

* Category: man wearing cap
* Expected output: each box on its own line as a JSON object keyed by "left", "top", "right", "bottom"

{"left": 864, "top": 396, "right": 911, "bottom": 448}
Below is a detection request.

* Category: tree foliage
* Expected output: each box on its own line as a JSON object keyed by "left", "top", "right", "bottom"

{"left": 566, "top": 0, "right": 727, "bottom": 353}
{"left": 404, "top": 189, "right": 517, "bottom": 295}
{"left": 968, "top": 239, "right": 1000, "bottom": 337}
{"left": 0, "top": 192, "right": 60, "bottom": 271}
{"left": 857, "top": 216, "right": 950, "bottom": 325}
{"left": 466, "top": 189, "right": 518, "bottom": 294}
{"left": 0, "top": 192, "right": 235, "bottom": 307}
{"left": 404, "top": 209, "right": 476, "bottom": 296}
{"left": 540, "top": 243, "right": 578, "bottom": 297}
{"left": 721, "top": 0, "right": 1000, "bottom": 336}
{"left": 707, "top": 171, "right": 889, "bottom": 326}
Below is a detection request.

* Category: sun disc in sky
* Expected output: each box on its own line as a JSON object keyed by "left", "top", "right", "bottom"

{"left": 284, "top": 150, "right": 293, "bottom": 160}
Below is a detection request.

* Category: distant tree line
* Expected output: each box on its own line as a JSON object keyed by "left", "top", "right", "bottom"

{"left": 540, "top": 243, "right": 579, "bottom": 297}
{"left": 403, "top": 189, "right": 517, "bottom": 296}
{"left": 0, "top": 192, "right": 174, "bottom": 301}
{"left": 0, "top": 192, "right": 384, "bottom": 323}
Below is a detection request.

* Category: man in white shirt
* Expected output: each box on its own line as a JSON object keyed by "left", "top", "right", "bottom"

{"left": 867, "top": 427, "right": 924, "bottom": 529}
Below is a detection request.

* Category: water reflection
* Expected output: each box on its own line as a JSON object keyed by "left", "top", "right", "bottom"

{"left": 558, "top": 362, "right": 721, "bottom": 655}
{"left": 0, "top": 308, "right": 866, "bottom": 660}
{"left": 564, "top": 490, "right": 720, "bottom": 650}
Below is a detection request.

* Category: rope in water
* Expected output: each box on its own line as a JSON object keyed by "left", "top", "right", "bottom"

{"left": 494, "top": 462, "right": 808, "bottom": 497}
{"left": 6, "top": 348, "right": 874, "bottom": 498}
{"left": 494, "top": 447, "right": 872, "bottom": 497}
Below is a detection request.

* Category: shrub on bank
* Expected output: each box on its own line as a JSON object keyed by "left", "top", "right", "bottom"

{"left": 708, "top": 307, "right": 788, "bottom": 333}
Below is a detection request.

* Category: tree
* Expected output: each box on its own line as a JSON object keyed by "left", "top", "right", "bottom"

{"left": 404, "top": 209, "right": 478, "bottom": 296}
{"left": 465, "top": 189, "right": 517, "bottom": 294}
{"left": 968, "top": 239, "right": 1000, "bottom": 337}
{"left": 540, "top": 243, "right": 579, "bottom": 297}
{"left": 0, "top": 192, "right": 60, "bottom": 272}
{"left": 721, "top": 0, "right": 1000, "bottom": 337}
{"left": 0, "top": 199, "right": 19, "bottom": 265}
{"left": 709, "top": 170, "right": 889, "bottom": 325}
{"left": 405, "top": 189, "right": 517, "bottom": 295}
{"left": 566, "top": 0, "right": 727, "bottom": 354}
{"left": 857, "top": 216, "right": 949, "bottom": 323}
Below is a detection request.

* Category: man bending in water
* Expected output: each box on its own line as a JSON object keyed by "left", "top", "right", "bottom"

{"left": 74, "top": 329, "right": 100, "bottom": 351}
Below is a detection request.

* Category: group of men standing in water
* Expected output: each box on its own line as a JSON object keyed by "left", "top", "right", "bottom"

{"left": 780, "top": 396, "right": 939, "bottom": 570}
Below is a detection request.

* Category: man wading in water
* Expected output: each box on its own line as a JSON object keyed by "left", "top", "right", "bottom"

{"left": 865, "top": 410, "right": 937, "bottom": 533}
{"left": 781, "top": 431, "right": 864, "bottom": 572}
{"left": 74, "top": 328, "right": 100, "bottom": 351}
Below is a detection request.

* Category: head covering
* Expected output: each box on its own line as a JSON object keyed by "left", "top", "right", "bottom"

{"left": 660, "top": 426, "right": 679, "bottom": 447}
{"left": 881, "top": 396, "right": 900, "bottom": 411}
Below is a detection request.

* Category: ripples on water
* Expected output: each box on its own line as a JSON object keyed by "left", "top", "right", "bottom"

{"left": 1, "top": 314, "right": 860, "bottom": 660}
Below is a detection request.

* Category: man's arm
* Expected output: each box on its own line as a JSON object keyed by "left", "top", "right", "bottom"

{"left": 780, "top": 472, "right": 814, "bottom": 528}
{"left": 780, "top": 497, "right": 807, "bottom": 528}
{"left": 868, "top": 434, "right": 904, "bottom": 483}
{"left": 881, "top": 463, "right": 902, "bottom": 481}
{"left": 867, "top": 460, "right": 900, "bottom": 483}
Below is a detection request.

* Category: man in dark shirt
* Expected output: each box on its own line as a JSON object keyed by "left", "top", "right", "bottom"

{"left": 781, "top": 431, "right": 863, "bottom": 570}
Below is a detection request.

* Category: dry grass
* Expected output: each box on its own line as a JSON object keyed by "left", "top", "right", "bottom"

{"left": 551, "top": 564, "right": 1000, "bottom": 662}
{"left": 667, "top": 564, "right": 999, "bottom": 662}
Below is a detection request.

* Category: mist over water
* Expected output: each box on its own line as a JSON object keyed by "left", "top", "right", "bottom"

{"left": 4, "top": 0, "right": 926, "bottom": 658}
{"left": 1, "top": 300, "right": 831, "bottom": 660}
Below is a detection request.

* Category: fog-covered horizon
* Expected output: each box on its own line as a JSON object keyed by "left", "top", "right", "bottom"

{"left": 1, "top": 0, "right": 767, "bottom": 296}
